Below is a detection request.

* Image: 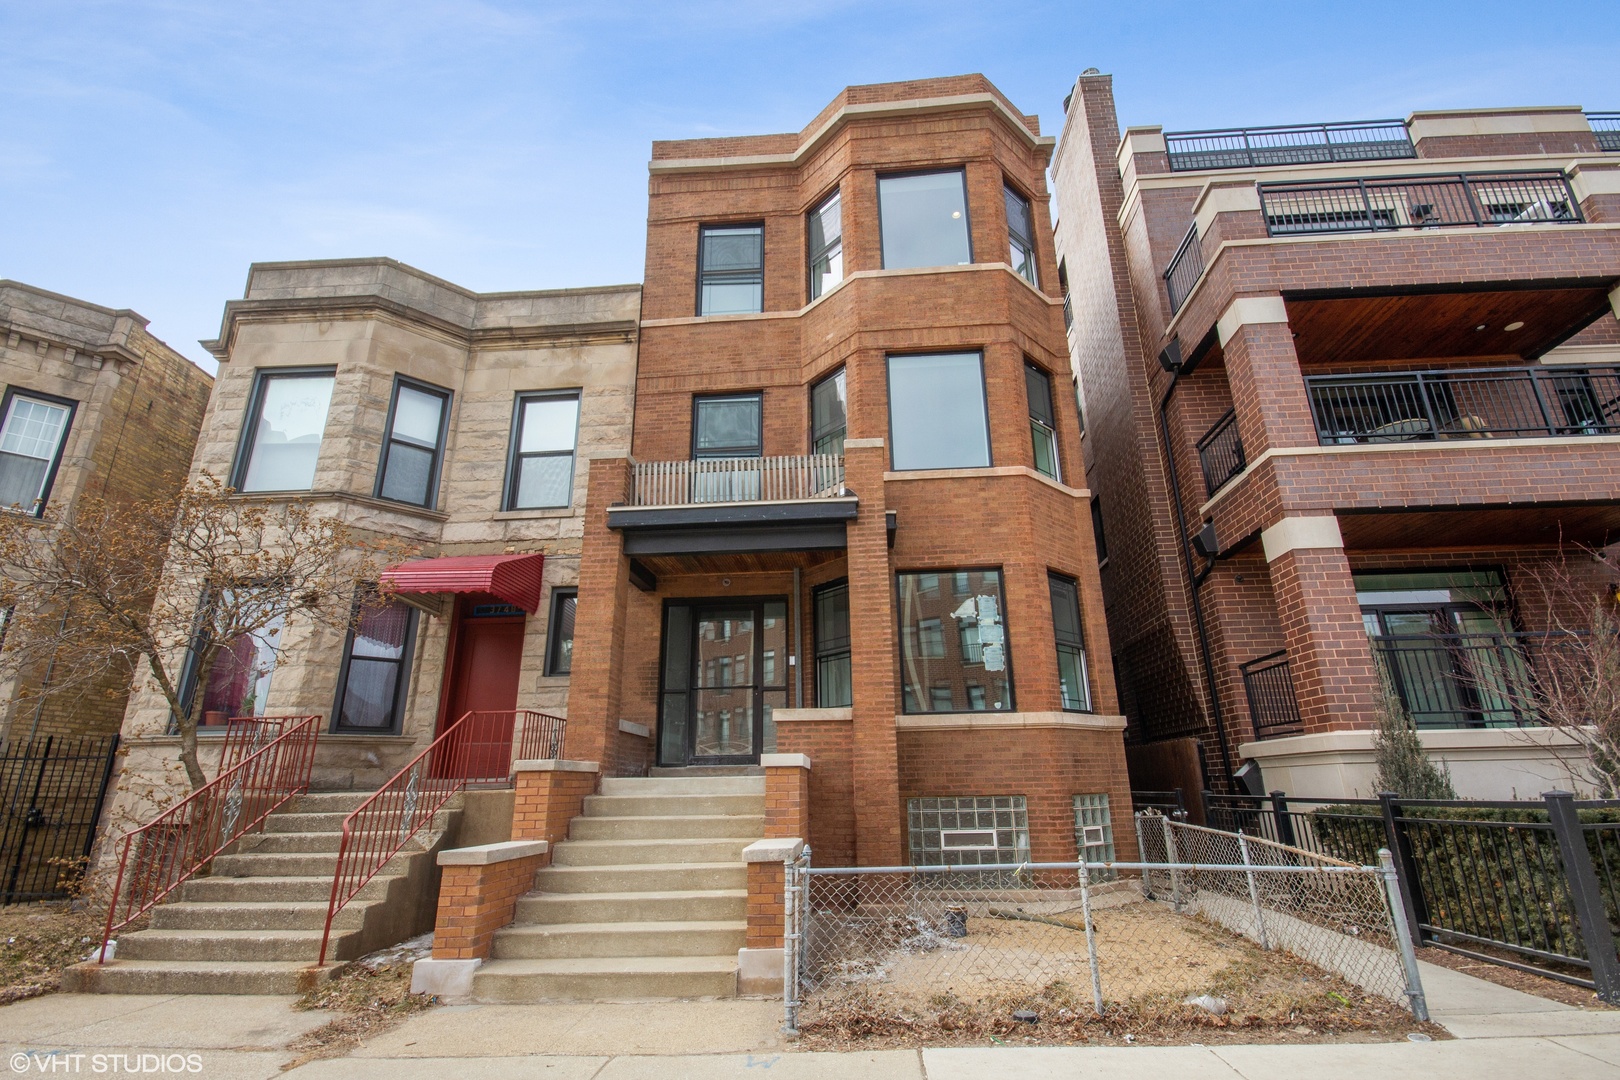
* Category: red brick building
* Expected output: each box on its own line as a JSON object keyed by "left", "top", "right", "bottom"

{"left": 1052, "top": 76, "right": 1620, "bottom": 798}
{"left": 567, "top": 75, "right": 1133, "bottom": 867}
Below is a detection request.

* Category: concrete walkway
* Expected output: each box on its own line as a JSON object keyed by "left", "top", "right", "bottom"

{"left": 4, "top": 960, "right": 1619, "bottom": 1078}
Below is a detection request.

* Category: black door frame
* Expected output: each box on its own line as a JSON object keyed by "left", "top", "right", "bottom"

{"left": 656, "top": 595, "right": 788, "bottom": 767}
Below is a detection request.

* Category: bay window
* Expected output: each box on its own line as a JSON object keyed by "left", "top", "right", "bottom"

{"left": 879, "top": 170, "right": 971, "bottom": 270}
{"left": 235, "top": 369, "right": 336, "bottom": 493}
{"left": 898, "top": 569, "right": 1012, "bottom": 713}
{"left": 808, "top": 191, "right": 843, "bottom": 300}
{"left": 887, "top": 353, "right": 991, "bottom": 470}
{"left": 0, "top": 389, "right": 75, "bottom": 513}
{"left": 375, "top": 378, "right": 450, "bottom": 508}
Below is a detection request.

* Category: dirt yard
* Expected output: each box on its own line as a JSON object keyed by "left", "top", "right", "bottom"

{"left": 0, "top": 905, "right": 102, "bottom": 1005}
{"left": 796, "top": 896, "right": 1445, "bottom": 1049}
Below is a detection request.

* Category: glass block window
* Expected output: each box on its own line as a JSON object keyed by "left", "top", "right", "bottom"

{"left": 908, "top": 795, "right": 1030, "bottom": 867}
{"left": 1074, "top": 793, "right": 1116, "bottom": 872}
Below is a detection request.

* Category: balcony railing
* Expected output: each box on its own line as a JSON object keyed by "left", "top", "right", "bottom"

{"left": 1589, "top": 112, "right": 1620, "bottom": 152}
{"left": 1165, "top": 119, "right": 1414, "bottom": 172}
{"left": 1240, "top": 650, "right": 1304, "bottom": 740}
{"left": 1162, "top": 224, "right": 1203, "bottom": 314}
{"left": 1371, "top": 632, "right": 1578, "bottom": 729}
{"left": 1195, "top": 408, "right": 1246, "bottom": 496}
{"left": 628, "top": 454, "right": 844, "bottom": 507}
{"left": 1306, "top": 364, "right": 1620, "bottom": 444}
{"left": 1258, "top": 169, "right": 1583, "bottom": 236}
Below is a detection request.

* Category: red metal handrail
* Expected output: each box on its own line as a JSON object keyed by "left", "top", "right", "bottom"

{"left": 217, "top": 715, "right": 309, "bottom": 774}
{"left": 99, "top": 715, "right": 322, "bottom": 961}
{"left": 317, "top": 708, "right": 566, "bottom": 964}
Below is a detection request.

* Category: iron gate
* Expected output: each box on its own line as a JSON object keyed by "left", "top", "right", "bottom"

{"left": 0, "top": 734, "right": 120, "bottom": 903}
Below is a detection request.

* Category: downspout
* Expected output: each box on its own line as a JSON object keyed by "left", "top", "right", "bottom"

{"left": 1158, "top": 375, "right": 1237, "bottom": 786}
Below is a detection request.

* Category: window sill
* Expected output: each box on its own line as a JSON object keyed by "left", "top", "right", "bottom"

{"left": 492, "top": 507, "right": 576, "bottom": 520}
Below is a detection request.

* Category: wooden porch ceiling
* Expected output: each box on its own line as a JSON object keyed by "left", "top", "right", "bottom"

{"left": 629, "top": 549, "right": 845, "bottom": 579}
{"left": 1339, "top": 503, "right": 1620, "bottom": 550}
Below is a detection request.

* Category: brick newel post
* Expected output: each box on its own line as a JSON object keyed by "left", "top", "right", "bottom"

{"left": 739, "top": 837, "right": 804, "bottom": 996}
{"left": 409, "top": 840, "right": 548, "bottom": 1000}
{"left": 762, "top": 753, "right": 811, "bottom": 839}
{"left": 511, "top": 759, "right": 600, "bottom": 859}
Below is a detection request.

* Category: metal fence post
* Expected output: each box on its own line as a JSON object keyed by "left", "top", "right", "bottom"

{"left": 1134, "top": 813, "right": 1153, "bottom": 900}
{"left": 1201, "top": 788, "right": 1215, "bottom": 827}
{"left": 1544, "top": 791, "right": 1620, "bottom": 1004}
{"left": 1378, "top": 791, "right": 1429, "bottom": 944}
{"left": 1269, "top": 790, "right": 1298, "bottom": 848}
{"left": 1378, "top": 849, "right": 1430, "bottom": 1021}
{"left": 783, "top": 845, "right": 809, "bottom": 1034}
{"left": 1077, "top": 854, "right": 1104, "bottom": 1016}
{"left": 1238, "top": 832, "right": 1270, "bottom": 949}
{"left": 1162, "top": 815, "right": 1185, "bottom": 912}
{"left": 1173, "top": 787, "right": 1188, "bottom": 822}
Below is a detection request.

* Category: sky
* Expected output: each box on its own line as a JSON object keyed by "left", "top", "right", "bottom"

{"left": 2, "top": 1, "right": 1617, "bottom": 373}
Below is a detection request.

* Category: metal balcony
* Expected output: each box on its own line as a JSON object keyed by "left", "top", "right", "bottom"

{"left": 1195, "top": 409, "right": 1246, "bottom": 496}
{"left": 1259, "top": 170, "right": 1582, "bottom": 236}
{"left": 1162, "top": 224, "right": 1203, "bottom": 314}
{"left": 1165, "top": 119, "right": 1414, "bottom": 173}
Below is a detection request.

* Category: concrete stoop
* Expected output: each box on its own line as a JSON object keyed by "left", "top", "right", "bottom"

{"left": 471, "top": 774, "right": 766, "bottom": 1002}
{"left": 65, "top": 791, "right": 455, "bottom": 996}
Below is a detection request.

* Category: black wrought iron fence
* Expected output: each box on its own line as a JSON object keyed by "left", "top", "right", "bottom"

{"left": 1130, "top": 788, "right": 1189, "bottom": 820}
{"left": 1307, "top": 365, "right": 1620, "bottom": 444}
{"left": 1239, "top": 650, "right": 1304, "bottom": 739}
{"left": 1162, "top": 224, "right": 1203, "bottom": 314}
{"left": 1195, "top": 408, "right": 1246, "bottom": 496}
{"left": 1259, "top": 170, "right": 1582, "bottom": 236}
{"left": 1165, "top": 120, "right": 1414, "bottom": 172}
{"left": 0, "top": 734, "right": 120, "bottom": 904}
{"left": 1589, "top": 112, "right": 1620, "bottom": 153}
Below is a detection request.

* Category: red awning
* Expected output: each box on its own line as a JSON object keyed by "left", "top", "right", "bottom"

{"left": 380, "top": 553, "right": 545, "bottom": 614}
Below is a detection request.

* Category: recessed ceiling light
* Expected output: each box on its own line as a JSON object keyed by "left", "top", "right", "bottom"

{"left": 1474, "top": 324, "right": 1486, "bottom": 331}
{"left": 951, "top": 211, "right": 962, "bottom": 219}
{"left": 1504, "top": 321, "right": 1524, "bottom": 332}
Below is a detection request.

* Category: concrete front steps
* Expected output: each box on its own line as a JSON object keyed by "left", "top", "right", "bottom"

{"left": 472, "top": 774, "right": 765, "bottom": 1002}
{"left": 66, "top": 792, "right": 451, "bottom": 996}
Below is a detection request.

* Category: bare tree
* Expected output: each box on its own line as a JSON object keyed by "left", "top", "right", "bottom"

{"left": 0, "top": 474, "right": 413, "bottom": 789}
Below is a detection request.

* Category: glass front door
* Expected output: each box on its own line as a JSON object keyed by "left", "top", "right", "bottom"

{"left": 659, "top": 598, "right": 788, "bottom": 766}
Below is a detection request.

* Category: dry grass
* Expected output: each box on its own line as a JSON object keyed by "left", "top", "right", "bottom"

{"left": 283, "top": 938, "right": 435, "bottom": 1070}
{"left": 795, "top": 902, "right": 1445, "bottom": 1049}
{"left": 1418, "top": 944, "right": 1616, "bottom": 1009}
{"left": 0, "top": 905, "right": 101, "bottom": 1006}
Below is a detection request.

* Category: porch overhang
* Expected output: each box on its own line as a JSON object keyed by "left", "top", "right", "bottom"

{"left": 380, "top": 552, "right": 544, "bottom": 616}
{"left": 605, "top": 497, "right": 859, "bottom": 557}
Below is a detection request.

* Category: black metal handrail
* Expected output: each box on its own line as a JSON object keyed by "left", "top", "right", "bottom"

{"left": 1259, "top": 169, "right": 1582, "bottom": 236}
{"left": 1162, "top": 224, "right": 1203, "bottom": 314}
{"left": 1165, "top": 119, "right": 1414, "bottom": 172}
{"left": 1195, "top": 408, "right": 1246, "bottom": 496}
{"left": 1370, "top": 631, "right": 1581, "bottom": 730}
{"left": 1306, "top": 364, "right": 1620, "bottom": 444}
{"left": 1589, "top": 112, "right": 1620, "bottom": 152}
{"left": 1239, "top": 650, "right": 1303, "bottom": 739}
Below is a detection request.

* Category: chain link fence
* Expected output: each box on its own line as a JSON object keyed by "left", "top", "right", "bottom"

{"left": 785, "top": 814, "right": 1427, "bottom": 1038}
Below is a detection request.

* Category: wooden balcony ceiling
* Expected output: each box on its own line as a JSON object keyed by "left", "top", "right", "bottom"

{"left": 1285, "top": 286, "right": 1614, "bottom": 366}
{"left": 1341, "top": 503, "right": 1620, "bottom": 550}
{"left": 630, "top": 549, "right": 844, "bottom": 578}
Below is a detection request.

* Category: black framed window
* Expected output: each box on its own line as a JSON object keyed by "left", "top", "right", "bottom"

{"left": 546, "top": 588, "right": 577, "bottom": 676}
{"left": 1005, "top": 185, "right": 1038, "bottom": 285}
{"left": 1026, "top": 363, "right": 1059, "bottom": 480}
{"left": 810, "top": 369, "right": 846, "bottom": 457}
{"left": 699, "top": 223, "right": 764, "bottom": 315}
{"left": 813, "top": 580, "right": 851, "bottom": 708}
{"left": 233, "top": 369, "right": 336, "bottom": 493}
{"left": 1091, "top": 497, "right": 1108, "bottom": 563}
{"left": 887, "top": 352, "right": 991, "bottom": 470}
{"left": 808, "top": 190, "right": 843, "bottom": 300}
{"left": 0, "top": 388, "right": 76, "bottom": 514}
{"left": 506, "top": 391, "right": 580, "bottom": 510}
{"left": 879, "top": 170, "right": 971, "bottom": 269}
{"left": 898, "top": 569, "right": 1012, "bottom": 713}
{"left": 375, "top": 378, "right": 450, "bottom": 508}
{"left": 1049, "top": 573, "right": 1092, "bottom": 711}
{"left": 693, "top": 393, "right": 763, "bottom": 458}
{"left": 333, "top": 587, "right": 417, "bottom": 733}
{"left": 177, "top": 591, "right": 286, "bottom": 724}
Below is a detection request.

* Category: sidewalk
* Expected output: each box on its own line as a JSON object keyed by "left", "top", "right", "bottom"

{"left": 3, "top": 960, "right": 1618, "bottom": 1078}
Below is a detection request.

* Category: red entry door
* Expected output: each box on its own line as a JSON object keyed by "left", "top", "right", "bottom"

{"left": 439, "top": 603, "right": 526, "bottom": 779}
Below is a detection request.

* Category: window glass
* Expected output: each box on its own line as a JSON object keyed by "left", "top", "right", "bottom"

{"left": 808, "top": 191, "right": 844, "bottom": 299}
{"left": 898, "top": 569, "right": 1012, "bottom": 713}
{"left": 811, "top": 370, "right": 847, "bottom": 457}
{"left": 814, "top": 581, "right": 852, "bottom": 708}
{"left": 377, "top": 381, "right": 449, "bottom": 507}
{"left": 694, "top": 394, "right": 763, "bottom": 457}
{"left": 239, "top": 372, "right": 335, "bottom": 492}
{"left": 546, "top": 589, "right": 577, "bottom": 676}
{"left": 908, "top": 795, "right": 1030, "bottom": 867}
{"left": 0, "top": 394, "right": 72, "bottom": 511}
{"left": 879, "top": 171, "right": 971, "bottom": 269}
{"left": 1091, "top": 497, "right": 1108, "bottom": 563}
{"left": 509, "top": 393, "right": 580, "bottom": 509}
{"left": 199, "top": 612, "right": 284, "bottom": 719}
{"left": 699, "top": 224, "right": 764, "bottom": 315}
{"left": 1005, "top": 185, "right": 1037, "bottom": 284}
{"left": 1049, "top": 573, "right": 1092, "bottom": 711}
{"left": 887, "top": 353, "right": 990, "bottom": 470}
{"left": 1026, "top": 363, "right": 1059, "bottom": 480}
{"left": 336, "top": 590, "right": 415, "bottom": 732}
{"left": 1074, "top": 793, "right": 1117, "bottom": 880}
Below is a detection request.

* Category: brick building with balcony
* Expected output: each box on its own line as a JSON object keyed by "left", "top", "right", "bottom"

{"left": 566, "top": 74, "right": 1131, "bottom": 869}
{"left": 1053, "top": 74, "right": 1620, "bottom": 799}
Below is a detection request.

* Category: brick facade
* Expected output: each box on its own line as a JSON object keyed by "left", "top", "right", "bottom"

{"left": 430, "top": 844, "right": 549, "bottom": 960}
{"left": 1052, "top": 79, "right": 1620, "bottom": 794}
